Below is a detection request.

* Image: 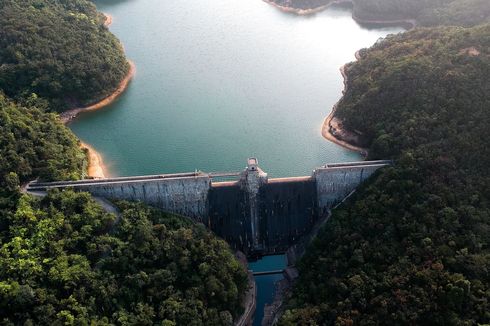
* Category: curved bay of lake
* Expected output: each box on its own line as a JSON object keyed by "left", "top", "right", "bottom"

{"left": 71, "top": 0, "right": 402, "bottom": 177}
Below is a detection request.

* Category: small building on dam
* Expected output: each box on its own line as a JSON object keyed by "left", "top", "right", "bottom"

{"left": 28, "top": 158, "right": 390, "bottom": 256}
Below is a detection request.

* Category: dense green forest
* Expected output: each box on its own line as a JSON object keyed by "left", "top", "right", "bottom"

{"left": 0, "top": 94, "right": 85, "bottom": 188}
{"left": 0, "top": 0, "right": 129, "bottom": 111}
{"left": 269, "top": 0, "right": 490, "bottom": 26}
{"left": 0, "top": 190, "right": 247, "bottom": 324}
{"left": 0, "top": 1, "right": 249, "bottom": 324}
{"left": 280, "top": 24, "right": 490, "bottom": 325}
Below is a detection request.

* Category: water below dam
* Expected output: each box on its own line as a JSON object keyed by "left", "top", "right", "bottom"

{"left": 71, "top": 0, "right": 403, "bottom": 323}
{"left": 249, "top": 255, "right": 287, "bottom": 325}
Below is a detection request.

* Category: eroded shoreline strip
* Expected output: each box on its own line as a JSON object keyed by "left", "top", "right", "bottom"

{"left": 80, "top": 141, "right": 108, "bottom": 179}
{"left": 321, "top": 64, "right": 368, "bottom": 156}
{"left": 103, "top": 13, "right": 113, "bottom": 27}
{"left": 60, "top": 61, "right": 135, "bottom": 124}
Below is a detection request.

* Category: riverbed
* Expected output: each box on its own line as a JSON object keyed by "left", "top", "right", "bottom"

{"left": 71, "top": 0, "right": 403, "bottom": 322}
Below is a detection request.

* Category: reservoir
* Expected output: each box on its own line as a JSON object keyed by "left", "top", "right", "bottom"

{"left": 70, "top": 0, "right": 403, "bottom": 323}
{"left": 71, "top": 0, "right": 402, "bottom": 178}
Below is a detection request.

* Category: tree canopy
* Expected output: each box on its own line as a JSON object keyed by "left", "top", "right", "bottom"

{"left": 0, "top": 190, "right": 248, "bottom": 325}
{"left": 0, "top": 93, "right": 85, "bottom": 189}
{"left": 0, "top": 0, "right": 129, "bottom": 111}
{"left": 280, "top": 24, "right": 490, "bottom": 325}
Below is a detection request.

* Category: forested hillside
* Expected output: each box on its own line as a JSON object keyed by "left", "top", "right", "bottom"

{"left": 0, "top": 0, "right": 129, "bottom": 111}
{"left": 280, "top": 24, "right": 490, "bottom": 325}
{"left": 0, "top": 191, "right": 247, "bottom": 324}
{"left": 268, "top": 0, "right": 490, "bottom": 27}
{"left": 0, "top": 1, "right": 249, "bottom": 324}
{"left": 0, "top": 94, "right": 85, "bottom": 188}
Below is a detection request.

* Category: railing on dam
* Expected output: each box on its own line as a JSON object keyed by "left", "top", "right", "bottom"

{"left": 27, "top": 158, "right": 391, "bottom": 255}
{"left": 29, "top": 172, "right": 206, "bottom": 189}
{"left": 323, "top": 160, "right": 392, "bottom": 168}
{"left": 28, "top": 171, "right": 244, "bottom": 192}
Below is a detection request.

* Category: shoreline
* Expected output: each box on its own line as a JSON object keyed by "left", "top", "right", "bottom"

{"left": 60, "top": 60, "right": 135, "bottom": 124}
{"left": 262, "top": 0, "right": 333, "bottom": 15}
{"left": 103, "top": 13, "right": 113, "bottom": 27}
{"left": 61, "top": 12, "right": 133, "bottom": 179}
{"left": 321, "top": 64, "right": 368, "bottom": 156}
{"left": 80, "top": 141, "right": 108, "bottom": 179}
{"left": 262, "top": 0, "right": 416, "bottom": 29}
{"left": 60, "top": 60, "right": 135, "bottom": 179}
{"left": 352, "top": 12, "right": 416, "bottom": 30}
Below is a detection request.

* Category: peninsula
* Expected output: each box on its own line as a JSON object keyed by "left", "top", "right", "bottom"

{"left": 263, "top": 0, "right": 489, "bottom": 28}
{"left": 60, "top": 61, "right": 136, "bottom": 124}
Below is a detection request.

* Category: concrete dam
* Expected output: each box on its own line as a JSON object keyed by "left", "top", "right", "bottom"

{"left": 28, "top": 159, "right": 390, "bottom": 255}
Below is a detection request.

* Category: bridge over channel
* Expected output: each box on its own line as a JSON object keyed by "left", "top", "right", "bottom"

{"left": 28, "top": 158, "right": 390, "bottom": 255}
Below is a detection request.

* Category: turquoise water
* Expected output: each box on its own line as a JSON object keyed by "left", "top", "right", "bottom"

{"left": 71, "top": 0, "right": 402, "bottom": 178}
{"left": 71, "top": 0, "right": 403, "bottom": 322}
{"left": 249, "top": 255, "right": 287, "bottom": 325}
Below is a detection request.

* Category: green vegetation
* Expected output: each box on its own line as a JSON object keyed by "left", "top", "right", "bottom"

{"left": 0, "top": 0, "right": 129, "bottom": 112}
{"left": 0, "top": 1, "right": 248, "bottom": 324}
{"left": 2, "top": 0, "right": 488, "bottom": 324}
{"left": 0, "top": 94, "right": 85, "bottom": 189}
{"left": 0, "top": 190, "right": 247, "bottom": 325}
{"left": 269, "top": 0, "right": 490, "bottom": 27}
{"left": 0, "top": 89, "right": 249, "bottom": 323}
{"left": 280, "top": 24, "right": 490, "bottom": 325}
{"left": 416, "top": 0, "right": 490, "bottom": 26}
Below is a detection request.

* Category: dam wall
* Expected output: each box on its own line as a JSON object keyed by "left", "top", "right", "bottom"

{"left": 208, "top": 182, "right": 252, "bottom": 251}
{"left": 31, "top": 173, "right": 212, "bottom": 221}
{"left": 27, "top": 158, "right": 390, "bottom": 255}
{"left": 314, "top": 161, "right": 391, "bottom": 214}
{"left": 257, "top": 177, "right": 318, "bottom": 253}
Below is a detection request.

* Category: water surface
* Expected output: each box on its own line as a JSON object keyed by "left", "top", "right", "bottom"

{"left": 249, "top": 255, "right": 287, "bottom": 325}
{"left": 71, "top": 0, "right": 402, "bottom": 177}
